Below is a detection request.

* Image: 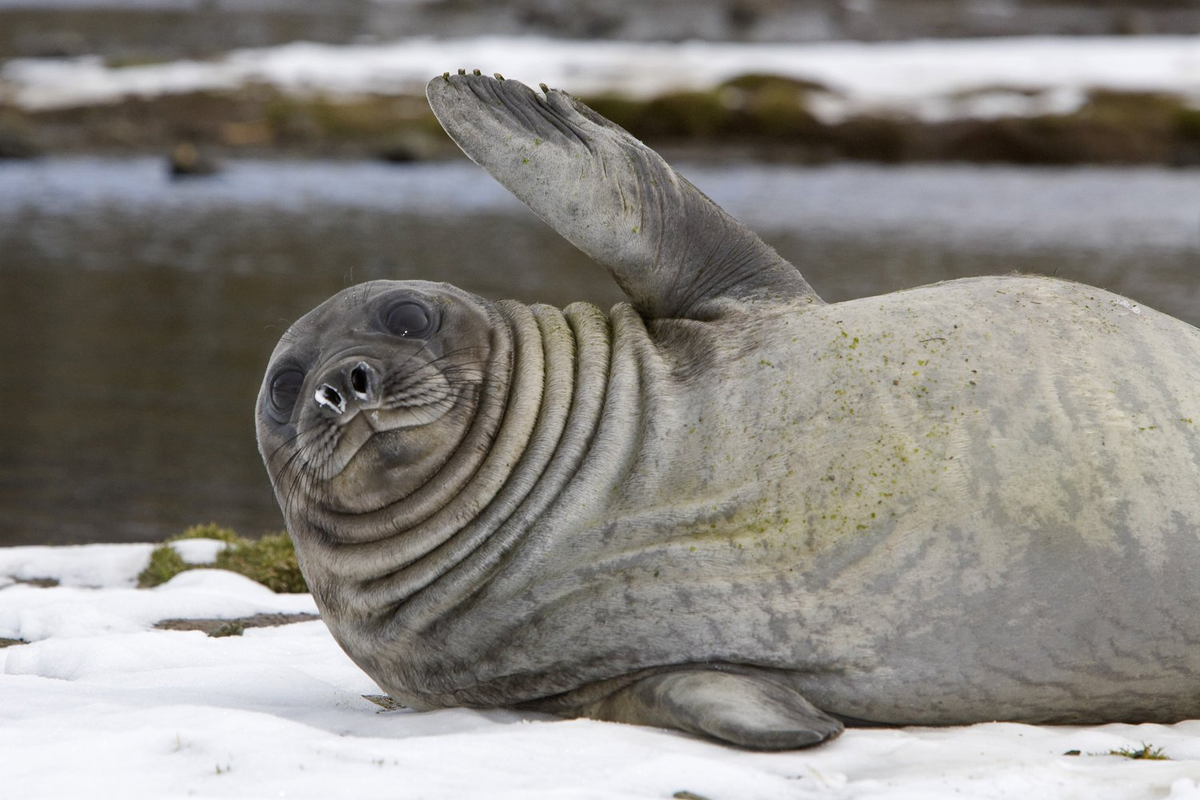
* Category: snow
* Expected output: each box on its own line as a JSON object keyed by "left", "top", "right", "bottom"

{"left": 171, "top": 538, "right": 229, "bottom": 564}
{"left": 3, "top": 35, "right": 1200, "bottom": 121}
{"left": 0, "top": 542, "right": 155, "bottom": 589}
{"left": 2, "top": 545, "right": 1200, "bottom": 798}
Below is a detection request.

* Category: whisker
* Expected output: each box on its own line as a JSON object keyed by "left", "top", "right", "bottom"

{"left": 277, "top": 445, "right": 312, "bottom": 517}
{"left": 266, "top": 428, "right": 304, "bottom": 467}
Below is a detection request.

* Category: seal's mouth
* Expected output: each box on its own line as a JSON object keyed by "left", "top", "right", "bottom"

{"left": 320, "top": 394, "right": 458, "bottom": 479}
{"left": 265, "top": 395, "right": 455, "bottom": 519}
{"left": 262, "top": 333, "right": 495, "bottom": 519}
{"left": 287, "top": 351, "right": 464, "bottom": 478}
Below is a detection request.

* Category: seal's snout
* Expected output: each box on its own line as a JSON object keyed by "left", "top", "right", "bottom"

{"left": 314, "top": 360, "right": 380, "bottom": 418}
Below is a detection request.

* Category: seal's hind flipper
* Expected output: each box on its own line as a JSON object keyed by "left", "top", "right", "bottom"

{"left": 581, "top": 669, "right": 843, "bottom": 750}
{"left": 427, "top": 72, "right": 821, "bottom": 320}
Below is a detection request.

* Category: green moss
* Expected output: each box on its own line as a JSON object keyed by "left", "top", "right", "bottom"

{"left": 583, "top": 73, "right": 824, "bottom": 144}
{"left": 585, "top": 91, "right": 729, "bottom": 139}
{"left": 720, "top": 74, "right": 829, "bottom": 95}
{"left": 1076, "top": 90, "right": 1187, "bottom": 129}
{"left": 263, "top": 93, "right": 441, "bottom": 145}
{"left": 137, "top": 525, "right": 307, "bottom": 593}
{"left": 173, "top": 522, "right": 241, "bottom": 544}
{"left": 215, "top": 532, "right": 307, "bottom": 594}
{"left": 1172, "top": 107, "right": 1200, "bottom": 142}
{"left": 138, "top": 542, "right": 190, "bottom": 589}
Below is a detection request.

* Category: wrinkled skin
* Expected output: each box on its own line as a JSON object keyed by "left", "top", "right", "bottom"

{"left": 257, "top": 73, "right": 1200, "bottom": 750}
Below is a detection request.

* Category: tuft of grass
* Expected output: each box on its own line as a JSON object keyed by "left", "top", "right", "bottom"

{"left": 138, "top": 525, "right": 306, "bottom": 593}
{"left": 173, "top": 522, "right": 242, "bottom": 544}
{"left": 138, "top": 539, "right": 191, "bottom": 589}
{"left": 1106, "top": 743, "right": 1170, "bottom": 760}
{"left": 215, "top": 532, "right": 307, "bottom": 594}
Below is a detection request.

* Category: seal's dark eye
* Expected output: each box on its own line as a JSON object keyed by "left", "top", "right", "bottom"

{"left": 383, "top": 300, "right": 435, "bottom": 338}
{"left": 269, "top": 368, "right": 305, "bottom": 419}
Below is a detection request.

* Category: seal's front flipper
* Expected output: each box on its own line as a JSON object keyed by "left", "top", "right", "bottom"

{"left": 427, "top": 72, "right": 821, "bottom": 320}
{"left": 581, "top": 669, "right": 843, "bottom": 750}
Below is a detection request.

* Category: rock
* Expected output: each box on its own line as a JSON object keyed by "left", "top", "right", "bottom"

{"left": 0, "top": 124, "right": 39, "bottom": 159}
{"left": 168, "top": 142, "right": 220, "bottom": 178}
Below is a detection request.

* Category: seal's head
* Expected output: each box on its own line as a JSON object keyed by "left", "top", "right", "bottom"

{"left": 256, "top": 279, "right": 502, "bottom": 523}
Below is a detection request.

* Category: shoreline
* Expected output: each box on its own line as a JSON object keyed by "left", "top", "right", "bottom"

{"left": 4, "top": 81, "right": 1200, "bottom": 167}
{"left": 5, "top": 35, "right": 1200, "bottom": 166}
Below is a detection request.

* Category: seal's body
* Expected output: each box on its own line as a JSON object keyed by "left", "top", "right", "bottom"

{"left": 258, "top": 73, "right": 1200, "bottom": 749}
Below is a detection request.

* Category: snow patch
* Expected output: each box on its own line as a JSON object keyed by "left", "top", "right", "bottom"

{"left": 4, "top": 35, "right": 1200, "bottom": 122}
{"left": 2, "top": 544, "right": 1200, "bottom": 798}
{"left": 0, "top": 543, "right": 153, "bottom": 588}
{"left": 169, "top": 537, "right": 228, "bottom": 565}
{"left": 0, "top": 566, "right": 316, "bottom": 642}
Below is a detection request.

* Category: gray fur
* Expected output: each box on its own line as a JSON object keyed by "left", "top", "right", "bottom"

{"left": 256, "top": 73, "right": 1200, "bottom": 750}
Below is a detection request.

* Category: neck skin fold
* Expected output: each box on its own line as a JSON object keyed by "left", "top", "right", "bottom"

{"left": 291, "top": 299, "right": 615, "bottom": 632}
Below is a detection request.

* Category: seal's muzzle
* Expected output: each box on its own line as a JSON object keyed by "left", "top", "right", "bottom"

{"left": 314, "top": 360, "right": 381, "bottom": 418}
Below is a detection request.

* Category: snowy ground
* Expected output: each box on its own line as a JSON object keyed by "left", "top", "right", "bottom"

{"left": 2, "top": 544, "right": 1199, "bottom": 799}
{"left": 2, "top": 35, "right": 1200, "bottom": 121}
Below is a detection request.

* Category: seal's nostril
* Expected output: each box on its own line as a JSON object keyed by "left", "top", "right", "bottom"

{"left": 315, "top": 384, "right": 346, "bottom": 415}
{"left": 350, "top": 363, "right": 370, "bottom": 398}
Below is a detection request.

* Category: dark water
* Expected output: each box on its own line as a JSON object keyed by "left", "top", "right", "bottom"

{"left": 0, "top": 3, "right": 367, "bottom": 60}
{"left": 1, "top": 158, "right": 1198, "bottom": 545}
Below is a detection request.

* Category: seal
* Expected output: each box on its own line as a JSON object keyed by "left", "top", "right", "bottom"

{"left": 256, "top": 72, "right": 1200, "bottom": 750}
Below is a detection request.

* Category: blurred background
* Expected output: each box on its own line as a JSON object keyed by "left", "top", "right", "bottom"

{"left": 1, "top": 0, "right": 1199, "bottom": 546}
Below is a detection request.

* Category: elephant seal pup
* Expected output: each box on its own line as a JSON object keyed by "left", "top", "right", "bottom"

{"left": 256, "top": 72, "right": 1200, "bottom": 750}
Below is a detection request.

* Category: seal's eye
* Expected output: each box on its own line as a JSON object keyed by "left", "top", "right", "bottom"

{"left": 383, "top": 300, "right": 435, "bottom": 338}
{"left": 269, "top": 368, "right": 305, "bottom": 420}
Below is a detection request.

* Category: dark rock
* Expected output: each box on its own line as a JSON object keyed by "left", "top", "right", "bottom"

{"left": 168, "top": 142, "right": 220, "bottom": 177}
{"left": 0, "top": 124, "right": 39, "bottom": 159}
{"left": 11, "top": 578, "right": 59, "bottom": 588}
{"left": 154, "top": 612, "right": 319, "bottom": 636}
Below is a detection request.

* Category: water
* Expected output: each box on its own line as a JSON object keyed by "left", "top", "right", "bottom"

{"left": 1, "top": 157, "right": 1198, "bottom": 545}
